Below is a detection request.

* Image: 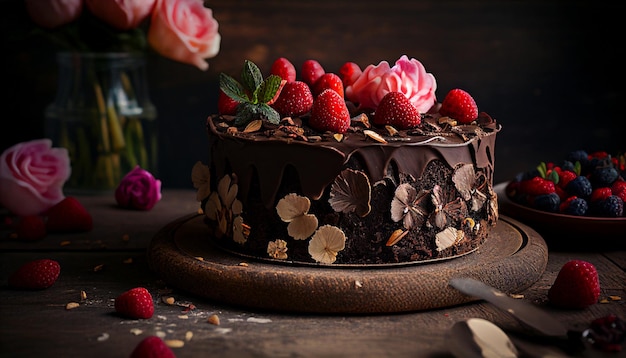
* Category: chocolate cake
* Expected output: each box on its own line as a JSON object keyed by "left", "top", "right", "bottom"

{"left": 192, "top": 56, "right": 501, "bottom": 265}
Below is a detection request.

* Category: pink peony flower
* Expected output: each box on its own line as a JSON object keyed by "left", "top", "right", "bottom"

{"left": 85, "top": 0, "right": 156, "bottom": 30}
{"left": 115, "top": 165, "right": 162, "bottom": 210}
{"left": 148, "top": 0, "right": 221, "bottom": 71}
{"left": 345, "top": 55, "right": 437, "bottom": 113}
{"left": 0, "top": 139, "right": 71, "bottom": 216}
{"left": 24, "top": 0, "right": 83, "bottom": 29}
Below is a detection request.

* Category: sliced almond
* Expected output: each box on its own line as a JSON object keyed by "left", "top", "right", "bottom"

{"left": 207, "top": 314, "right": 221, "bottom": 325}
{"left": 385, "top": 229, "right": 408, "bottom": 246}
{"left": 243, "top": 119, "right": 263, "bottom": 133}
{"left": 363, "top": 130, "right": 387, "bottom": 144}
{"left": 385, "top": 125, "right": 399, "bottom": 136}
{"left": 333, "top": 133, "right": 344, "bottom": 142}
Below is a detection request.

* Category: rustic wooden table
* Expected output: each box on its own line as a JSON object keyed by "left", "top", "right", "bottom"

{"left": 1, "top": 189, "right": 624, "bottom": 357}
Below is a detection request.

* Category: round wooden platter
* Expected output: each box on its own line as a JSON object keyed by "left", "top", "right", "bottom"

{"left": 147, "top": 214, "right": 548, "bottom": 314}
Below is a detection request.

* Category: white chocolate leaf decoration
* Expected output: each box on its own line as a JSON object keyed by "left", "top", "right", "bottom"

{"left": 329, "top": 169, "right": 371, "bottom": 217}
{"left": 276, "top": 193, "right": 318, "bottom": 240}
{"left": 191, "top": 161, "right": 211, "bottom": 201}
{"left": 435, "top": 227, "right": 464, "bottom": 252}
{"left": 308, "top": 225, "right": 346, "bottom": 264}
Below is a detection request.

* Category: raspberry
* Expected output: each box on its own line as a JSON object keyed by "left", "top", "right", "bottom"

{"left": 520, "top": 176, "right": 556, "bottom": 196}
{"left": 612, "top": 180, "right": 626, "bottom": 202}
{"left": 548, "top": 260, "right": 600, "bottom": 309}
{"left": 565, "top": 175, "right": 593, "bottom": 198}
{"left": 532, "top": 193, "right": 560, "bottom": 212}
{"left": 590, "top": 187, "right": 613, "bottom": 202}
{"left": 560, "top": 196, "right": 588, "bottom": 216}
{"left": 557, "top": 170, "right": 577, "bottom": 189}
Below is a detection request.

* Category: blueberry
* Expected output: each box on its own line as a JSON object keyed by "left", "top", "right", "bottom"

{"left": 560, "top": 160, "right": 576, "bottom": 172}
{"left": 563, "top": 197, "right": 588, "bottom": 216}
{"left": 565, "top": 176, "right": 593, "bottom": 198}
{"left": 567, "top": 150, "right": 588, "bottom": 164}
{"left": 590, "top": 167, "right": 619, "bottom": 187}
{"left": 533, "top": 193, "right": 560, "bottom": 212}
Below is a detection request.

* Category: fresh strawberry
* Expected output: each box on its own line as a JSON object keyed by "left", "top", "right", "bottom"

{"left": 548, "top": 260, "right": 600, "bottom": 309}
{"left": 15, "top": 215, "right": 47, "bottom": 241}
{"left": 309, "top": 88, "right": 351, "bottom": 133}
{"left": 439, "top": 88, "right": 478, "bottom": 124}
{"left": 271, "top": 81, "right": 314, "bottom": 117}
{"left": 130, "top": 336, "right": 176, "bottom": 358}
{"left": 373, "top": 91, "right": 421, "bottom": 129}
{"left": 270, "top": 57, "right": 296, "bottom": 82}
{"left": 45, "top": 196, "right": 93, "bottom": 233}
{"left": 115, "top": 287, "right": 154, "bottom": 319}
{"left": 519, "top": 176, "right": 556, "bottom": 196}
{"left": 301, "top": 59, "right": 325, "bottom": 87}
{"left": 339, "top": 61, "right": 361, "bottom": 87}
{"left": 9, "top": 259, "right": 60, "bottom": 290}
{"left": 217, "top": 89, "right": 239, "bottom": 115}
{"left": 313, "top": 72, "right": 344, "bottom": 98}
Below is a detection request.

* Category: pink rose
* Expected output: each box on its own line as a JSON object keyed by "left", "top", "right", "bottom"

{"left": 85, "top": 0, "right": 156, "bottom": 30}
{"left": 115, "top": 165, "right": 162, "bottom": 210}
{"left": 0, "top": 139, "right": 71, "bottom": 216}
{"left": 147, "top": 0, "right": 221, "bottom": 71}
{"left": 345, "top": 55, "right": 437, "bottom": 113}
{"left": 25, "top": 0, "right": 84, "bottom": 29}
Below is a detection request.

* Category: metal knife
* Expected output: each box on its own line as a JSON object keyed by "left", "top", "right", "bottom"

{"left": 449, "top": 277, "right": 586, "bottom": 354}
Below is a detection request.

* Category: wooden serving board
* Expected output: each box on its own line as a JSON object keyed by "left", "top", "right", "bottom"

{"left": 147, "top": 215, "right": 548, "bottom": 314}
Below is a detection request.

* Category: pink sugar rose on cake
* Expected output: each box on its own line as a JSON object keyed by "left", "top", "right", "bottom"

{"left": 85, "top": 0, "right": 156, "bottom": 31}
{"left": 115, "top": 165, "right": 162, "bottom": 210}
{"left": 148, "top": 0, "right": 221, "bottom": 71}
{"left": 0, "top": 139, "right": 71, "bottom": 216}
{"left": 345, "top": 55, "right": 437, "bottom": 113}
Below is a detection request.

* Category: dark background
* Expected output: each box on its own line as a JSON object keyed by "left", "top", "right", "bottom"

{"left": 1, "top": 0, "right": 623, "bottom": 189}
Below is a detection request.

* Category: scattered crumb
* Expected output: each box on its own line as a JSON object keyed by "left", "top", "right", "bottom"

{"left": 130, "top": 328, "right": 143, "bottom": 336}
{"left": 123, "top": 258, "right": 133, "bottom": 264}
{"left": 354, "top": 280, "right": 362, "bottom": 288}
{"left": 207, "top": 314, "right": 220, "bottom": 325}
{"left": 609, "top": 295, "right": 622, "bottom": 301}
{"left": 165, "top": 339, "right": 184, "bottom": 348}
{"left": 80, "top": 291, "right": 87, "bottom": 301}
{"left": 247, "top": 317, "right": 271, "bottom": 323}
{"left": 178, "top": 315, "right": 188, "bottom": 319}
{"left": 93, "top": 264, "right": 104, "bottom": 272}
{"left": 65, "top": 302, "right": 80, "bottom": 310}
{"left": 60, "top": 241, "right": 71, "bottom": 246}
{"left": 97, "top": 333, "right": 109, "bottom": 342}
{"left": 162, "top": 296, "right": 175, "bottom": 305}
{"left": 238, "top": 262, "right": 249, "bottom": 267}
{"left": 185, "top": 331, "right": 193, "bottom": 342}
{"left": 510, "top": 294, "right": 524, "bottom": 299}
{"left": 155, "top": 331, "right": 166, "bottom": 338}
{"left": 195, "top": 256, "right": 204, "bottom": 261}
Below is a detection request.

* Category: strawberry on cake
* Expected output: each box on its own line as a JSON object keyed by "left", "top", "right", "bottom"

{"left": 193, "top": 55, "right": 501, "bottom": 265}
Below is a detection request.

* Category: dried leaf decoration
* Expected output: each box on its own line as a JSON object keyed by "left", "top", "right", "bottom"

{"left": 308, "top": 225, "right": 346, "bottom": 264}
{"left": 329, "top": 169, "right": 371, "bottom": 217}
{"left": 435, "top": 227, "right": 464, "bottom": 252}
{"left": 191, "top": 161, "right": 211, "bottom": 201}
{"left": 205, "top": 174, "right": 244, "bottom": 239}
{"left": 452, "top": 164, "right": 487, "bottom": 212}
{"left": 390, "top": 183, "right": 429, "bottom": 229}
{"left": 276, "top": 193, "right": 318, "bottom": 240}
{"left": 232, "top": 216, "right": 250, "bottom": 244}
{"left": 267, "top": 239, "right": 288, "bottom": 260}
{"left": 430, "top": 185, "right": 467, "bottom": 229}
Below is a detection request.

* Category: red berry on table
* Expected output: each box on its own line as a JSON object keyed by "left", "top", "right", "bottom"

{"left": 114, "top": 287, "right": 154, "bottom": 319}
{"left": 309, "top": 89, "right": 351, "bottom": 134}
{"left": 548, "top": 260, "right": 600, "bottom": 309}
{"left": 8, "top": 259, "right": 61, "bottom": 290}
{"left": 270, "top": 57, "right": 297, "bottom": 82}
{"left": 130, "top": 336, "right": 176, "bottom": 358}
{"left": 312, "top": 72, "right": 344, "bottom": 98}
{"left": 373, "top": 91, "right": 421, "bottom": 129}
{"left": 301, "top": 59, "right": 325, "bottom": 87}
{"left": 15, "top": 215, "right": 47, "bottom": 241}
{"left": 45, "top": 196, "right": 93, "bottom": 233}
{"left": 339, "top": 61, "right": 361, "bottom": 87}
{"left": 271, "top": 81, "right": 314, "bottom": 117}
{"left": 439, "top": 88, "right": 479, "bottom": 124}
{"left": 217, "top": 89, "right": 239, "bottom": 115}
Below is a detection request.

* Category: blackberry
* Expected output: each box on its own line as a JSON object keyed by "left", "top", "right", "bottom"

{"left": 533, "top": 193, "right": 560, "bottom": 212}
{"left": 592, "top": 195, "right": 624, "bottom": 217}
{"left": 590, "top": 166, "right": 619, "bottom": 187}
{"left": 562, "top": 197, "right": 588, "bottom": 216}
{"left": 566, "top": 175, "right": 593, "bottom": 198}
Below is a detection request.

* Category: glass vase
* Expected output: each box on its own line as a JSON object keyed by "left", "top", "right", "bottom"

{"left": 45, "top": 52, "right": 158, "bottom": 192}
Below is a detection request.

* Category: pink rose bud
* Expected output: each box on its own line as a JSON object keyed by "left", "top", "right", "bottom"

{"left": 346, "top": 55, "right": 437, "bottom": 113}
{"left": 148, "top": 0, "right": 221, "bottom": 71}
{"left": 115, "top": 166, "right": 162, "bottom": 210}
{"left": 85, "top": 0, "right": 156, "bottom": 31}
{"left": 0, "top": 139, "right": 71, "bottom": 216}
{"left": 25, "top": 0, "right": 84, "bottom": 29}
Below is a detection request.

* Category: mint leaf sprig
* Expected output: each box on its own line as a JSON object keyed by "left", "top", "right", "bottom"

{"left": 219, "top": 60, "right": 283, "bottom": 126}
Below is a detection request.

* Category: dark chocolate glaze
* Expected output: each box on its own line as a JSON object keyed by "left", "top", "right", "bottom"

{"left": 208, "top": 113, "right": 500, "bottom": 209}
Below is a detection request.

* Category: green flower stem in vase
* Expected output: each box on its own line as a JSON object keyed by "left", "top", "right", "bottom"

{"left": 45, "top": 52, "right": 158, "bottom": 192}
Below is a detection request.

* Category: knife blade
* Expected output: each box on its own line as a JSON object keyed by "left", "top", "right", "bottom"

{"left": 449, "top": 277, "right": 568, "bottom": 338}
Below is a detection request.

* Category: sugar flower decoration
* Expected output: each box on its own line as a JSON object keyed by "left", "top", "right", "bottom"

{"left": 308, "top": 225, "right": 346, "bottom": 264}
{"left": 267, "top": 239, "right": 288, "bottom": 260}
{"left": 115, "top": 165, "right": 162, "bottom": 210}
{"left": 0, "top": 139, "right": 71, "bottom": 216}
{"left": 205, "top": 174, "right": 243, "bottom": 239}
{"left": 390, "top": 183, "right": 429, "bottom": 230}
{"left": 276, "top": 193, "right": 318, "bottom": 240}
{"left": 435, "top": 227, "right": 464, "bottom": 252}
{"left": 191, "top": 161, "right": 211, "bottom": 201}
{"left": 329, "top": 169, "right": 371, "bottom": 217}
{"left": 452, "top": 164, "right": 487, "bottom": 212}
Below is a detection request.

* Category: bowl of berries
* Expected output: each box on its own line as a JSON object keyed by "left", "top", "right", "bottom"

{"left": 496, "top": 150, "right": 626, "bottom": 249}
